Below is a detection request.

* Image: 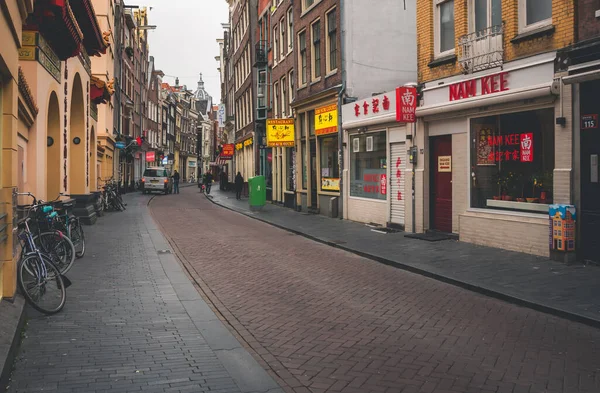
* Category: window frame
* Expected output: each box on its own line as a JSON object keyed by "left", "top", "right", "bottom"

{"left": 280, "top": 18, "right": 286, "bottom": 59}
{"left": 302, "top": 0, "right": 319, "bottom": 14}
{"left": 518, "top": 0, "right": 552, "bottom": 33}
{"left": 273, "top": 25, "right": 279, "bottom": 64}
{"left": 281, "top": 76, "right": 287, "bottom": 117}
{"left": 287, "top": 8, "right": 294, "bottom": 53}
{"left": 298, "top": 29, "right": 308, "bottom": 87}
{"left": 434, "top": 0, "right": 456, "bottom": 58}
{"left": 288, "top": 70, "right": 294, "bottom": 108}
{"left": 311, "top": 18, "right": 322, "bottom": 81}
{"left": 325, "top": 7, "right": 338, "bottom": 75}
{"left": 273, "top": 81, "right": 279, "bottom": 117}
{"left": 469, "top": 0, "right": 502, "bottom": 33}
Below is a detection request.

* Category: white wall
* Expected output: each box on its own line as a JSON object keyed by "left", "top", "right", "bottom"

{"left": 344, "top": 0, "right": 417, "bottom": 99}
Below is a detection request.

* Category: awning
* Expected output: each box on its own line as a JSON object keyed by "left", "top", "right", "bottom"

{"left": 90, "top": 76, "right": 115, "bottom": 105}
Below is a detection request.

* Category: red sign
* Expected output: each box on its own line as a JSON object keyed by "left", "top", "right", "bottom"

{"left": 221, "top": 143, "right": 234, "bottom": 159}
{"left": 396, "top": 87, "right": 417, "bottom": 123}
{"left": 582, "top": 114, "right": 598, "bottom": 129}
{"left": 449, "top": 72, "right": 509, "bottom": 102}
{"left": 520, "top": 133, "right": 533, "bottom": 162}
{"left": 380, "top": 174, "right": 387, "bottom": 195}
{"left": 145, "top": 151, "right": 155, "bottom": 162}
{"left": 354, "top": 96, "right": 391, "bottom": 118}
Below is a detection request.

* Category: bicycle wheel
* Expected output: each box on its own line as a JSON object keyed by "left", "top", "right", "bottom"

{"left": 18, "top": 254, "right": 66, "bottom": 315}
{"left": 33, "top": 231, "right": 76, "bottom": 274}
{"left": 69, "top": 220, "right": 86, "bottom": 258}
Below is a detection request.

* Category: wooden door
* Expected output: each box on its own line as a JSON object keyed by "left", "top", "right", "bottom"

{"left": 431, "top": 135, "right": 453, "bottom": 233}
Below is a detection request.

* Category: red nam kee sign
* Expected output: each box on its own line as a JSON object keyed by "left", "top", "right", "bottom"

{"left": 449, "top": 72, "right": 509, "bottom": 102}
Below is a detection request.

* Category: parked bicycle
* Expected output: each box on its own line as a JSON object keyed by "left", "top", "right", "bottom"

{"left": 15, "top": 195, "right": 71, "bottom": 314}
{"left": 48, "top": 193, "right": 86, "bottom": 259}
{"left": 98, "top": 177, "right": 126, "bottom": 212}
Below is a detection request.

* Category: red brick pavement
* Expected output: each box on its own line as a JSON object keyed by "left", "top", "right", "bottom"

{"left": 149, "top": 189, "right": 600, "bottom": 393}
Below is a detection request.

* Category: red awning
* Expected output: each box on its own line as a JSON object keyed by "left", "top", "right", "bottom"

{"left": 90, "top": 76, "right": 115, "bottom": 105}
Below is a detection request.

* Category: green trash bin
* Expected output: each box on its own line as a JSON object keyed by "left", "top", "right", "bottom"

{"left": 248, "top": 175, "right": 266, "bottom": 210}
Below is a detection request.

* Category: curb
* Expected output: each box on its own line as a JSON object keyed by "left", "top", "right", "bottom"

{"left": 0, "top": 296, "right": 26, "bottom": 392}
{"left": 204, "top": 193, "right": 600, "bottom": 330}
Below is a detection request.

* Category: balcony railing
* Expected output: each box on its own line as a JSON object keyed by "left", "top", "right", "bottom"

{"left": 458, "top": 24, "right": 504, "bottom": 74}
{"left": 254, "top": 40, "right": 268, "bottom": 67}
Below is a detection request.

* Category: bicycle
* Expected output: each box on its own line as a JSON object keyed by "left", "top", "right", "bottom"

{"left": 50, "top": 193, "right": 86, "bottom": 259}
{"left": 15, "top": 200, "right": 70, "bottom": 314}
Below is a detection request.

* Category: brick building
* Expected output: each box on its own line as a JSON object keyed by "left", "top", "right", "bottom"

{"left": 415, "top": 0, "right": 576, "bottom": 256}
{"left": 556, "top": 0, "right": 600, "bottom": 263}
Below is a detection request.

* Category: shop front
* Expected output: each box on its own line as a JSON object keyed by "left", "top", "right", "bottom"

{"left": 267, "top": 119, "right": 296, "bottom": 208}
{"left": 235, "top": 134, "right": 255, "bottom": 185}
{"left": 416, "top": 52, "right": 568, "bottom": 257}
{"left": 342, "top": 90, "right": 410, "bottom": 227}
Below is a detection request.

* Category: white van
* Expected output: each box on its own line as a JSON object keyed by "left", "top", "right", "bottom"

{"left": 142, "top": 167, "right": 173, "bottom": 194}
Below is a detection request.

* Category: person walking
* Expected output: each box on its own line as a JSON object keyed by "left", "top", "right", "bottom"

{"left": 205, "top": 171, "right": 213, "bottom": 194}
{"left": 172, "top": 170, "right": 180, "bottom": 194}
{"left": 234, "top": 172, "right": 244, "bottom": 200}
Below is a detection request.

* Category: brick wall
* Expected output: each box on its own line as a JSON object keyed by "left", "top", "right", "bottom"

{"left": 271, "top": 1, "right": 294, "bottom": 117}
{"left": 417, "top": 0, "right": 576, "bottom": 84}
{"left": 577, "top": 0, "right": 600, "bottom": 42}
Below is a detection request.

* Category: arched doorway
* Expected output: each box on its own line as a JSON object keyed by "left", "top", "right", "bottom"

{"left": 46, "top": 92, "right": 61, "bottom": 200}
{"left": 90, "top": 126, "right": 97, "bottom": 191}
{"left": 69, "top": 73, "right": 86, "bottom": 194}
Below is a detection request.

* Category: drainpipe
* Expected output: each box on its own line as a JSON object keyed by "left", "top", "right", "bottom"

{"left": 337, "top": 0, "right": 346, "bottom": 220}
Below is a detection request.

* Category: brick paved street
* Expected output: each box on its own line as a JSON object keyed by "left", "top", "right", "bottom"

{"left": 7, "top": 193, "right": 282, "bottom": 393}
{"left": 150, "top": 187, "right": 600, "bottom": 393}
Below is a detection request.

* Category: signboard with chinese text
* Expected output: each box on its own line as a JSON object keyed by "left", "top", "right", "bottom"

{"left": 266, "top": 119, "right": 295, "bottom": 147}
{"left": 341, "top": 90, "right": 398, "bottom": 127}
{"left": 520, "top": 133, "right": 533, "bottom": 162}
{"left": 315, "top": 104, "right": 338, "bottom": 135}
{"left": 321, "top": 177, "right": 340, "bottom": 191}
{"left": 145, "top": 151, "right": 155, "bottom": 162}
{"left": 396, "top": 86, "right": 417, "bottom": 123}
{"left": 350, "top": 169, "right": 386, "bottom": 200}
{"left": 438, "top": 156, "right": 451, "bottom": 172}
{"left": 582, "top": 114, "right": 598, "bottom": 130}
{"left": 221, "top": 143, "right": 234, "bottom": 159}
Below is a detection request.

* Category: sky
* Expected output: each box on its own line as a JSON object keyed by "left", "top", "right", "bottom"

{"left": 133, "top": 0, "right": 229, "bottom": 102}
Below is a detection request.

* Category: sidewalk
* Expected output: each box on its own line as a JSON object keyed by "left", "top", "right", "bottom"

{"left": 7, "top": 193, "right": 283, "bottom": 393}
{"left": 207, "top": 187, "right": 600, "bottom": 327}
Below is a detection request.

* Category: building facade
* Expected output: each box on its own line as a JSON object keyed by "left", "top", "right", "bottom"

{"left": 416, "top": 0, "right": 575, "bottom": 256}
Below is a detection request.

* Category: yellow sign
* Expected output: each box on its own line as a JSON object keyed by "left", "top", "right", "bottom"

{"left": 267, "top": 119, "right": 295, "bottom": 147}
{"left": 235, "top": 143, "right": 243, "bottom": 150}
{"left": 438, "top": 156, "right": 452, "bottom": 172}
{"left": 322, "top": 177, "right": 340, "bottom": 191}
{"left": 244, "top": 138, "right": 253, "bottom": 147}
{"left": 315, "top": 104, "right": 338, "bottom": 136}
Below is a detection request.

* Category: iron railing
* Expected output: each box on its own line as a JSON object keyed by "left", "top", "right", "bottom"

{"left": 458, "top": 24, "right": 504, "bottom": 73}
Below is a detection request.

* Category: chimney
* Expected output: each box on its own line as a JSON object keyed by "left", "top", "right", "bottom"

{"left": 175, "top": 77, "right": 179, "bottom": 87}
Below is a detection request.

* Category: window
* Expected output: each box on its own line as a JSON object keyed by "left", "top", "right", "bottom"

{"left": 312, "top": 20, "right": 321, "bottom": 80}
{"left": 282, "top": 77, "right": 287, "bottom": 117}
{"left": 350, "top": 131, "right": 387, "bottom": 200}
{"left": 519, "top": 0, "right": 552, "bottom": 31}
{"left": 301, "top": 141, "right": 307, "bottom": 189}
{"left": 299, "top": 31, "right": 307, "bottom": 86}
{"left": 273, "top": 26, "right": 279, "bottom": 63}
{"left": 303, "top": 0, "right": 315, "bottom": 12}
{"left": 435, "top": 0, "right": 455, "bottom": 56}
{"left": 274, "top": 81, "right": 279, "bottom": 117}
{"left": 280, "top": 19, "right": 286, "bottom": 58}
{"left": 258, "top": 70, "right": 267, "bottom": 109}
{"left": 320, "top": 136, "right": 339, "bottom": 191}
{"left": 288, "top": 70, "right": 294, "bottom": 106}
{"left": 326, "top": 9, "right": 337, "bottom": 73}
{"left": 287, "top": 8, "right": 294, "bottom": 51}
{"left": 308, "top": 110, "right": 315, "bottom": 136}
{"left": 473, "top": 0, "right": 502, "bottom": 32}
{"left": 470, "top": 108, "right": 555, "bottom": 213}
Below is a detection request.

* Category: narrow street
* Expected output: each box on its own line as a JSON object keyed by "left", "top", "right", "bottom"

{"left": 150, "top": 187, "right": 600, "bottom": 393}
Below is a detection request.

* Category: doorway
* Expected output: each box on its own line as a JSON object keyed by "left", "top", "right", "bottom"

{"left": 430, "top": 135, "right": 453, "bottom": 233}
{"left": 580, "top": 80, "right": 600, "bottom": 262}
{"left": 310, "top": 139, "right": 317, "bottom": 208}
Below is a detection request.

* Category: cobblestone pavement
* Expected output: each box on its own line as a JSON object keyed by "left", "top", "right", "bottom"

{"left": 7, "top": 193, "right": 282, "bottom": 393}
{"left": 149, "top": 187, "right": 600, "bottom": 393}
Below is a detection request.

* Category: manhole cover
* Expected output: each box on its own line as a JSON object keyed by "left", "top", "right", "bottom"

{"left": 157, "top": 249, "right": 172, "bottom": 254}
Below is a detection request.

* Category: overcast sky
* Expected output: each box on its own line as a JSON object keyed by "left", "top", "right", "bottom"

{"left": 134, "top": 0, "right": 229, "bottom": 102}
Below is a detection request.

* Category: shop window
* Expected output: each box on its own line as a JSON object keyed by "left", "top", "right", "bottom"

{"left": 320, "top": 136, "right": 339, "bottom": 191}
{"left": 308, "top": 110, "right": 315, "bottom": 136}
{"left": 470, "top": 108, "right": 554, "bottom": 213}
{"left": 302, "top": 142, "right": 307, "bottom": 189}
{"left": 350, "top": 131, "right": 387, "bottom": 200}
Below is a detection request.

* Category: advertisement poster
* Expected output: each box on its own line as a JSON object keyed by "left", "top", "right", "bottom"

{"left": 221, "top": 143, "right": 234, "bottom": 159}
{"left": 266, "top": 119, "right": 295, "bottom": 147}
{"left": 350, "top": 169, "right": 386, "bottom": 200}
{"left": 322, "top": 177, "right": 340, "bottom": 191}
{"left": 438, "top": 156, "right": 452, "bottom": 172}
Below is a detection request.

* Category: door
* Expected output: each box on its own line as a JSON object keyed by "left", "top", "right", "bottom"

{"left": 390, "top": 143, "right": 406, "bottom": 226}
{"left": 310, "top": 139, "right": 317, "bottom": 207}
{"left": 580, "top": 80, "right": 600, "bottom": 262}
{"left": 431, "top": 135, "right": 453, "bottom": 233}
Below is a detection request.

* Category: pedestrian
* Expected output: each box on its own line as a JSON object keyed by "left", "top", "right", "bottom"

{"left": 235, "top": 172, "right": 244, "bottom": 200}
{"left": 172, "top": 170, "right": 180, "bottom": 194}
{"left": 205, "top": 171, "right": 213, "bottom": 194}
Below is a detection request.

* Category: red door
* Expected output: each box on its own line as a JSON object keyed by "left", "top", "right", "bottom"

{"left": 431, "top": 135, "right": 453, "bottom": 233}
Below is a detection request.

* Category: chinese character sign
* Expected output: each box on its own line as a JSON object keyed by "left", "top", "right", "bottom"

{"left": 315, "top": 104, "right": 338, "bottom": 135}
{"left": 520, "top": 133, "right": 533, "bottom": 162}
{"left": 266, "top": 119, "right": 295, "bottom": 147}
{"left": 396, "top": 86, "right": 417, "bottom": 123}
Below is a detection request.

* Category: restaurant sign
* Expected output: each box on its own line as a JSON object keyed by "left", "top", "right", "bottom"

{"left": 315, "top": 104, "right": 338, "bottom": 135}
{"left": 221, "top": 143, "right": 234, "bottom": 159}
{"left": 449, "top": 72, "right": 509, "bottom": 101}
{"left": 267, "top": 119, "right": 295, "bottom": 147}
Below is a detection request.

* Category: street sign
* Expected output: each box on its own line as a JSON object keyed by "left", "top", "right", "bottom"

{"left": 115, "top": 142, "right": 126, "bottom": 149}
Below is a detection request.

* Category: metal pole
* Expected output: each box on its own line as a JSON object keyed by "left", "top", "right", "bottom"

{"left": 412, "top": 121, "right": 416, "bottom": 233}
